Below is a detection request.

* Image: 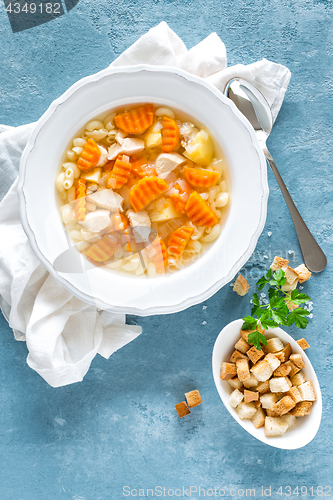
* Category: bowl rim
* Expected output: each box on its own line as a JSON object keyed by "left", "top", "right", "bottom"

{"left": 18, "top": 65, "right": 269, "bottom": 316}
{"left": 212, "top": 318, "right": 322, "bottom": 449}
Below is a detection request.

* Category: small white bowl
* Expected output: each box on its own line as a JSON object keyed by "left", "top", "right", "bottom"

{"left": 212, "top": 319, "right": 322, "bottom": 449}
{"left": 18, "top": 65, "right": 268, "bottom": 316}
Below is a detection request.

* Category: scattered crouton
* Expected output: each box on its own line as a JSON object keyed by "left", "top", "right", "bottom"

{"left": 185, "top": 390, "right": 202, "bottom": 408}
{"left": 233, "top": 274, "right": 249, "bottom": 296}
{"left": 243, "top": 374, "right": 259, "bottom": 389}
{"left": 230, "top": 350, "right": 248, "bottom": 362}
{"left": 229, "top": 389, "right": 244, "bottom": 408}
{"left": 298, "top": 381, "right": 317, "bottom": 401}
{"left": 290, "top": 401, "right": 313, "bottom": 417}
{"left": 251, "top": 359, "right": 273, "bottom": 382}
{"left": 236, "top": 358, "right": 250, "bottom": 382}
{"left": 270, "top": 256, "right": 289, "bottom": 271}
{"left": 269, "top": 377, "right": 292, "bottom": 393}
{"left": 244, "top": 390, "right": 259, "bottom": 403}
{"left": 274, "top": 363, "right": 292, "bottom": 377}
{"left": 271, "top": 395, "right": 296, "bottom": 416}
{"left": 296, "top": 338, "right": 310, "bottom": 350}
{"left": 234, "top": 337, "right": 251, "bottom": 354}
{"left": 175, "top": 401, "right": 191, "bottom": 418}
{"left": 236, "top": 402, "right": 257, "bottom": 420}
{"left": 281, "top": 266, "right": 299, "bottom": 285}
{"left": 290, "top": 353, "right": 305, "bottom": 369}
{"left": 290, "top": 371, "right": 306, "bottom": 387}
{"left": 247, "top": 346, "right": 265, "bottom": 364}
{"left": 284, "top": 360, "right": 301, "bottom": 377}
{"left": 281, "top": 279, "right": 298, "bottom": 292}
{"left": 294, "top": 264, "right": 311, "bottom": 283}
{"left": 260, "top": 393, "right": 279, "bottom": 410}
{"left": 220, "top": 362, "right": 237, "bottom": 380}
{"left": 287, "top": 386, "right": 302, "bottom": 404}
{"left": 265, "top": 416, "right": 289, "bottom": 437}
{"left": 228, "top": 376, "right": 243, "bottom": 391}
{"left": 264, "top": 337, "right": 284, "bottom": 353}
{"left": 252, "top": 407, "right": 265, "bottom": 429}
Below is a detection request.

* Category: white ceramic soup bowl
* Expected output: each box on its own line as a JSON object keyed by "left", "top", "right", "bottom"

{"left": 18, "top": 65, "right": 268, "bottom": 316}
{"left": 212, "top": 319, "right": 322, "bottom": 449}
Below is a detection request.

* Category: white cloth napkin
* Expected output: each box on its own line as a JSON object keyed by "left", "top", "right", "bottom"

{"left": 0, "top": 21, "right": 291, "bottom": 387}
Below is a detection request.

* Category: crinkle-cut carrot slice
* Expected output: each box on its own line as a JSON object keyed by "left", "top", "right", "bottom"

{"left": 184, "top": 167, "right": 220, "bottom": 187}
{"left": 150, "top": 237, "right": 168, "bottom": 273}
{"left": 168, "top": 226, "right": 194, "bottom": 259}
{"left": 130, "top": 155, "right": 156, "bottom": 178}
{"left": 75, "top": 178, "right": 86, "bottom": 222}
{"left": 170, "top": 193, "right": 186, "bottom": 214}
{"left": 129, "top": 176, "right": 169, "bottom": 212}
{"left": 169, "top": 180, "right": 193, "bottom": 214}
{"left": 113, "top": 213, "right": 128, "bottom": 231}
{"left": 161, "top": 117, "right": 179, "bottom": 152}
{"left": 185, "top": 191, "right": 219, "bottom": 227}
{"left": 104, "top": 160, "right": 115, "bottom": 172}
{"left": 85, "top": 234, "right": 117, "bottom": 262}
{"left": 77, "top": 138, "right": 101, "bottom": 172}
{"left": 107, "top": 154, "right": 132, "bottom": 189}
{"left": 114, "top": 104, "right": 155, "bottom": 134}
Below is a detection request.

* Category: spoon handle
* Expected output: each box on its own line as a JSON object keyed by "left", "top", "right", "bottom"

{"left": 263, "top": 146, "right": 327, "bottom": 273}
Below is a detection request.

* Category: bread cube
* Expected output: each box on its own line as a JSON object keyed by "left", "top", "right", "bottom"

{"left": 265, "top": 416, "right": 289, "bottom": 437}
{"left": 273, "top": 351, "right": 285, "bottom": 363}
{"left": 254, "top": 399, "right": 262, "bottom": 408}
{"left": 274, "top": 363, "right": 292, "bottom": 377}
{"left": 290, "top": 401, "right": 313, "bottom": 417}
{"left": 251, "top": 359, "right": 273, "bottom": 382}
{"left": 252, "top": 407, "right": 265, "bottom": 429}
{"left": 264, "top": 338, "right": 284, "bottom": 353}
{"left": 290, "top": 371, "right": 306, "bottom": 386}
{"left": 243, "top": 374, "right": 259, "bottom": 389}
{"left": 271, "top": 395, "right": 296, "bottom": 416}
{"left": 274, "top": 343, "right": 292, "bottom": 363}
{"left": 235, "top": 337, "right": 251, "bottom": 354}
{"left": 265, "top": 353, "right": 281, "bottom": 371}
{"left": 296, "top": 338, "right": 310, "bottom": 350}
{"left": 287, "top": 386, "right": 302, "bottom": 404}
{"left": 281, "top": 279, "right": 298, "bottom": 292}
{"left": 270, "top": 256, "right": 289, "bottom": 271}
{"left": 235, "top": 402, "right": 257, "bottom": 420}
{"left": 230, "top": 350, "right": 248, "bottom": 362}
{"left": 220, "top": 362, "right": 237, "bottom": 380}
{"left": 284, "top": 360, "right": 300, "bottom": 377}
{"left": 228, "top": 376, "right": 243, "bottom": 391}
{"left": 233, "top": 274, "right": 249, "bottom": 296}
{"left": 281, "top": 412, "right": 297, "bottom": 428}
{"left": 175, "top": 401, "right": 191, "bottom": 418}
{"left": 290, "top": 353, "right": 305, "bottom": 369}
{"left": 281, "top": 265, "right": 299, "bottom": 284}
{"left": 298, "top": 381, "right": 317, "bottom": 401}
{"left": 257, "top": 380, "right": 270, "bottom": 394}
{"left": 247, "top": 346, "right": 265, "bottom": 364}
{"left": 266, "top": 408, "right": 281, "bottom": 417}
{"left": 260, "top": 393, "right": 279, "bottom": 410}
{"left": 185, "top": 390, "right": 202, "bottom": 408}
{"left": 244, "top": 390, "right": 259, "bottom": 403}
{"left": 269, "top": 377, "right": 292, "bottom": 393}
{"left": 229, "top": 389, "right": 244, "bottom": 408}
{"left": 294, "top": 264, "right": 311, "bottom": 283}
{"left": 236, "top": 358, "right": 250, "bottom": 382}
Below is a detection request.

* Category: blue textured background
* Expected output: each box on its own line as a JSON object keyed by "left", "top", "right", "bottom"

{"left": 0, "top": 1, "right": 332, "bottom": 499}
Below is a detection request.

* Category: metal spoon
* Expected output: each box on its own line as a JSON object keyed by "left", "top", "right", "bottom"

{"left": 224, "top": 78, "right": 327, "bottom": 273}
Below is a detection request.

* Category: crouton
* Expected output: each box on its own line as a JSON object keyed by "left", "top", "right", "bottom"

{"left": 236, "top": 358, "right": 250, "bottom": 382}
{"left": 274, "top": 363, "right": 292, "bottom": 377}
{"left": 265, "top": 416, "right": 289, "bottom": 437}
{"left": 185, "top": 390, "right": 202, "bottom": 408}
{"left": 271, "top": 395, "right": 296, "bottom": 416}
{"left": 220, "top": 362, "right": 237, "bottom": 380}
{"left": 240, "top": 326, "right": 265, "bottom": 344}
{"left": 244, "top": 390, "right": 259, "bottom": 403}
{"left": 287, "top": 386, "right": 302, "bottom": 404}
{"left": 260, "top": 393, "right": 279, "bottom": 410}
{"left": 289, "top": 353, "right": 305, "bottom": 369}
{"left": 266, "top": 353, "right": 281, "bottom": 371}
{"left": 252, "top": 407, "right": 265, "bottom": 429}
{"left": 294, "top": 264, "right": 311, "bottom": 283}
{"left": 266, "top": 408, "right": 281, "bottom": 417}
{"left": 251, "top": 359, "right": 273, "bottom": 382}
{"left": 281, "top": 413, "right": 297, "bottom": 428}
{"left": 233, "top": 274, "right": 249, "bottom": 296}
{"left": 290, "top": 401, "right": 313, "bottom": 417}
{"left": 298, "top": 381, "right": 317, "bottom": 401}
{"left": 235, "top": 402, "right": 257, "bottom": 420}
{"left": 230, "top": 350, "right": 248, "bottom": 363}
{"left": 257, "top": 380, "right": 270, "bottom": 394}
{"left": 235, "top": 337, "right": 251, "bottom": 354}
{"left": 227, "top": 376, "right": 243, "bottom": 391}
{"left": 270, "top": 256, "right": 289, "bottom": 271}
{"left": 290, "top": 371, "right": 306, "bottom": 386}
{"left": 247, "top": 346, "right": 265, "bottom": 364}
{"left": 269, "top": 377, "right": 292, "bottom": 393}
{"left": 254, "top": 399, "right": 262, "bottom": 407}
{"left": 274, "top": 343, "right": 292, "bottom": 362}
{"left": 281, "top": 266, "right": 299, "bottom": 285}
{"left": 243, "top": 374, "right": 259, "bottom": 389}
{"left": 229, "top": 389, "right": 244, "bottom": 408}
{"left": 175, "top": 401, "right": 191, "bottom": 418}
{"left": 296, "top": 338, "right": 310, "bottom": 350}
{"left": 264, "top": 337, "right": 284, "bottom": 353}
{"left": 273, "top": 351, "right": 285, "bottom": 363}
{"left": 284, "top": 360, "right": 301, "bottom": 377}
{"left": 281, "top": 279, "right": 298, "bottom": 292}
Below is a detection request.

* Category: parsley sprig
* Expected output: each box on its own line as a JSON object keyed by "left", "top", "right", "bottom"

{"left": 242, "top": 268, "right": 311, "bottom": 350}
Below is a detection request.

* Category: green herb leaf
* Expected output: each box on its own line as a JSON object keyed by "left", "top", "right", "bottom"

{"left": 242, "top": 316, "right": 257, "bottom": 330}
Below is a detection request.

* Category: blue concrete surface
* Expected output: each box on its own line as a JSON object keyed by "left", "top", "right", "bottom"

{"left": 0, "top": 1, "right": 332, "bottom": 499}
